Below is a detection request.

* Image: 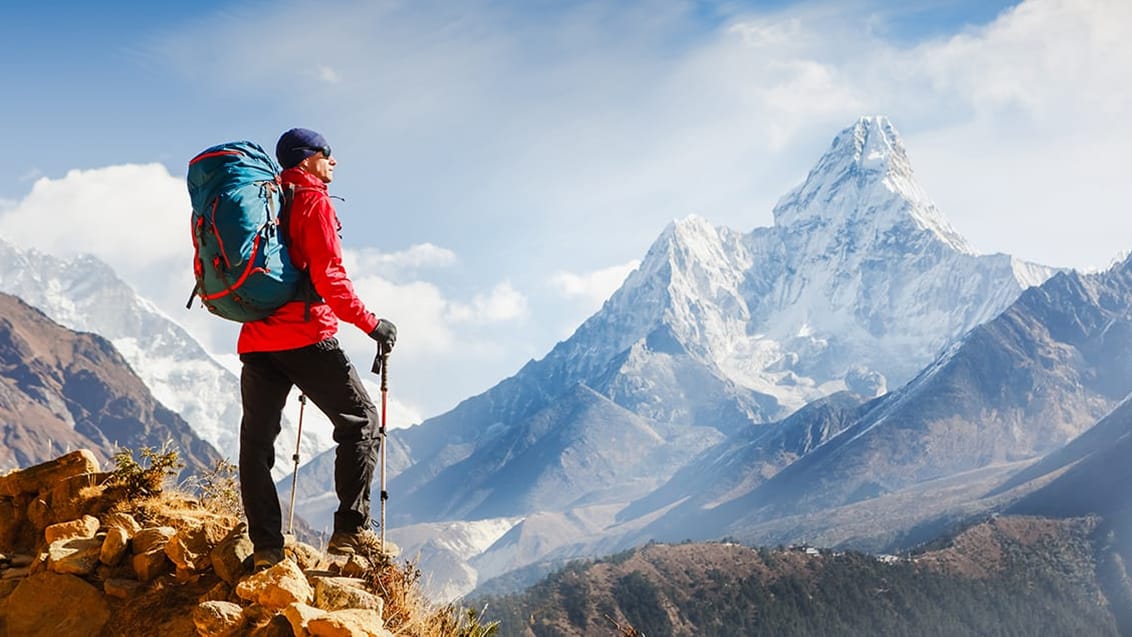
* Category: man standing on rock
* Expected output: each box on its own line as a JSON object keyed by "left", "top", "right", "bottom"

{"left": 237, "top": 127, "right": 397, "bottom": 569}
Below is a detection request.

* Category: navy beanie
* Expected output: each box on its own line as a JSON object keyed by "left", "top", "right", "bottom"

{"left": 276, "top": 128, "right": 330, "bottom": 169}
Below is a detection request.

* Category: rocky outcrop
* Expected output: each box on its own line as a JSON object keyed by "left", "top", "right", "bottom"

{"left": 0, "top": 451, "right": 399, "bottom": 637}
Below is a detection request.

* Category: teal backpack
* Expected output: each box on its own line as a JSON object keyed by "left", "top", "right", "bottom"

{"left": 186, "top": 141, "right": 304, "bottom": 322}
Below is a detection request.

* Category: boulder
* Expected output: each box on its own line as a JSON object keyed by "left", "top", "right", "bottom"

{"left": 284, "top": 602, "right": 326, "bottom": 634}
{"left": 211, "top": 526, "right": 254, "bottom": 585}
{"left": 47, "top": 536, "right": 103, "bottom": 575}
{"left": 133, "top": 548, "right": 172, "bottom": 583}
{"left": 0, "top": 450, "right": 99, "bottom": 498}
{"left": 47, "top": 472, "right": 112, "bottom": 523}
{"left": 44, "top": 515, "right": 100, "bottom": 544}
{"left": 235, "top": 559, "right": 313, "bottom": 609}
{"left": 26, "top": 494, "right": 53, "bottom": 532}
{"left": 193, "top": 600, "right": 247, "bottom": 637}
{"left": 166, "top": 525, "right": 215, "bottom": 572}
{"left": 285, "top": 537, "right": 324, "bottom": 571}
{"left": 340, "top": 555, "right": 371, "bottom": 579}
{"left": 102, "top": 512, "right": 142, "bottom": 537}
{"left": 2, "top": 572, "right": 110, "bottom": 637}
{"left": 132, "top": 526, "right": 176, "bottom": 553}
{"left": 307, "top": 608, "right": 390, "bottom": 637}
{"left": 100, "top": 527, "right": 130, "bottom": 566}
{"left": 312, "top": 576, "right": 383, "bottom": 613}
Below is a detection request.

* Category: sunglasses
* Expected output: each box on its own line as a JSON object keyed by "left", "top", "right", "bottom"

{"left": 296, "top": 145, "right": 332, "bottom": 158}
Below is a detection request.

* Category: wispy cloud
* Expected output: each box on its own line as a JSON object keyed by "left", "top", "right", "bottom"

{"left": 550, "top": 260, "right": 640, "bottom": 308}
{"left": 446, "top": 281, "right": 528, "bottom": 323}
{"left": 318, "top": 65, "right": 341, "bottom": 84}
{"left": 347, "top": 243, "right": 459, "bottom": 274}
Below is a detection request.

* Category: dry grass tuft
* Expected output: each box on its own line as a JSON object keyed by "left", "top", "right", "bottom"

{"left": 349, "top": 533, "right": 499, "bottom": 636}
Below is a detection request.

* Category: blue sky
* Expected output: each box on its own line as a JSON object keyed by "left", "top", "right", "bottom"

{"left": 2, "top": 0, "right": 1129, "bottom": 428}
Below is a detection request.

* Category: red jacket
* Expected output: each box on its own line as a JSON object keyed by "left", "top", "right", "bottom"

{"left": 238, "top": 168, "right": 379, "bottom": 353}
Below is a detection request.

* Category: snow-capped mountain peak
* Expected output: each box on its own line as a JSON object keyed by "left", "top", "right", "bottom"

{"left": 774, "top": 115, "right": 972, "bottom": 256}
{"left": 548, "top": 116, "right": 1053, "bottom": 421}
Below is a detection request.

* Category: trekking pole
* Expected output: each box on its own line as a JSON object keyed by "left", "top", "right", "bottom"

{"left": 287, "top": 393, "right": 307, "bottom": 535}
{"left": 379, "top": 350, "right": 389, "bottom": 553}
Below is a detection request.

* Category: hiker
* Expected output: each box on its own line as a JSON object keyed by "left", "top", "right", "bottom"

{"left": 236, "top": 127, "right": 397, "bottom": 570}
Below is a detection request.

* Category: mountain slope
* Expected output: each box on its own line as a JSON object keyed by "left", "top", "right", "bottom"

{"left": 406, "top": 383, "right": 724, "bottom": 523}
{"left": 1004, "top": 394, "right": 1132, "bottom": 519}
{"left": 618, "top": 390, "right": 874, "bottom": 529}
{"left": 0, "top": 292, "right": 221, "bottom": 475}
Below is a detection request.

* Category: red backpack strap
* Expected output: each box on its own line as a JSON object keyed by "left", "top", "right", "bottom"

{"left": 278, "top": 183, "right": 323, "bottom": 321}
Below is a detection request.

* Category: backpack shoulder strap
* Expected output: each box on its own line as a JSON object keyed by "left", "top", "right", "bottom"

{"left": 277, "top": 182, "right": 322, "bottom": 321}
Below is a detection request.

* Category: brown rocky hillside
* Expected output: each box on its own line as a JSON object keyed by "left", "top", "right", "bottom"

{"left": 0, "top": 292, "right": 220, "bottom": 475}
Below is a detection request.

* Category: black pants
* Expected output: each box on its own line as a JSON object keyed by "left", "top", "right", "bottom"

{"left": 239, "top": 337, "right": 380, "bottom": 551}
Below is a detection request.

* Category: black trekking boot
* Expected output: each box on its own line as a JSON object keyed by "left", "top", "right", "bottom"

{"left": 252, "top": 547, "right": 285, "bottom": 571}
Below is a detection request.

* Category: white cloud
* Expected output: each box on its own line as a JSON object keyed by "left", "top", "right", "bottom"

{"left": 0, "top": 164, "right": 186, "bottom": 271}
{"left": 550, "top": 260, "right": 640, "bottom": 308}
{"left": 347, "top": 243, "right": 458, "bottom": 274}
{"left": 345, "top": 268, "right": 456, "bottom": 355}
{"left": 446, "top": 282, "right": 528, "bottom": 324}
{"left": 318, "top": 65, "right": 341, "bottom": 84}
{"left": 885, "top": 0, "right": 1132, "bottom": 268}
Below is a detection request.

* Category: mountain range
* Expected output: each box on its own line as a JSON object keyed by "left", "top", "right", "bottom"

{"left": 390, "top": 116, "right": 1053, "bottom": 523}
{"left": 358, "top": 115, "right": 1078, "bottom": 599}
{"left": 628, "top": 253, "right": 1132, "bottom": 546}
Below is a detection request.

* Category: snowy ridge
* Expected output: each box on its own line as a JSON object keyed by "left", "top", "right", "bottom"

{"left": 0, "top": 238, "right": 333, "bottom": 478}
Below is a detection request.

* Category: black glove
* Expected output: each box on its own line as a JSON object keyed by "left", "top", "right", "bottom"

{"left": 369, "top": 319, "right": 397, "bottom": 351}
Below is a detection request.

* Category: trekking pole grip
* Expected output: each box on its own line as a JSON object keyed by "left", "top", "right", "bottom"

{"left": 380, "top": 351, "right": 389, "bottom": 391}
